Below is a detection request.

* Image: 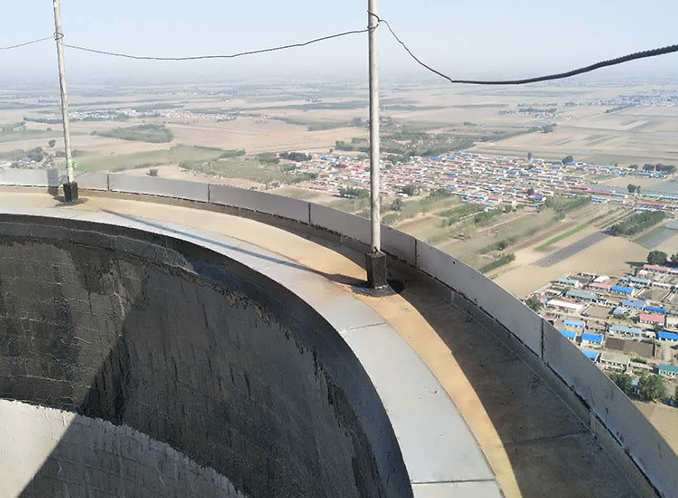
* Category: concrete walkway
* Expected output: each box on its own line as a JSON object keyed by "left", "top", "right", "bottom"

{"left": 0, "top": 193, "right": 646, "bottom": 498}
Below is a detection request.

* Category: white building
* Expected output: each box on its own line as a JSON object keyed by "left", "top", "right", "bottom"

{"left": 599, "top": 352, "right": 630, "bottom": 372}
{"left": 546, "top": 299, "right": 584, "bottom": 314}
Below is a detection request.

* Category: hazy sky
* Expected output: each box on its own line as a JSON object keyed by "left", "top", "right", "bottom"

{"left": 2, "top": 0, "right": 678, "bottom": 83}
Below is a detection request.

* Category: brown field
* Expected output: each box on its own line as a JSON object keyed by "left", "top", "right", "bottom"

{"left": 471, "top": 103, "right": 678, "bottom": 165}
{"left": 2, "top": 80, "right": 676, "bottom": 290}
{"left": 634, "top": 402, "right": 678, "bottom": 456}
{"left": 601, "top": 176, "right": 667, "bottom": 189}
{"left": 495, "top": 234, "right": 648, "bottom": 298}
{"left": 5, "top": 80, "right": 678, "bottom": 168}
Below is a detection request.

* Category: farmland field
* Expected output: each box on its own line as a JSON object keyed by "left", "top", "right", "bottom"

{"left": 77, "top": 145, "right": 233, "bottom": 172}
{"left": 532, "top": 232, "right": 610, "bottom": 268}
{"left": 1, "top": 78, "right": 677, "bottom": 291}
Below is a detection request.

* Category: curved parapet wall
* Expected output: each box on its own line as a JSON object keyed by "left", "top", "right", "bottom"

{"left": 0, "top": 213, "right": 414, "bottom": 498}
{"left": 3, "top": 169, "right": 678, "bottom": 496}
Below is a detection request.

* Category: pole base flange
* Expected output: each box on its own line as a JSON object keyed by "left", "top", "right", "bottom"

{"left": 365, "top": 251, "right": 388, "bottom": 289}
{"left": 63, "top": 182, "right": 79, "bottom": 203}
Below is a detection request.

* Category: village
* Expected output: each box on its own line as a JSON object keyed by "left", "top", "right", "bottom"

{"left": 527, "top": 263, "right": 678, "bottom": 402}
{"left": 287, "top": 151, "right": 678, "bottom": 212}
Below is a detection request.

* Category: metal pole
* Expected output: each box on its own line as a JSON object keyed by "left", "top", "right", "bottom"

{"left": 52, "top": 0, "right": 76, "bottom": 190}
{"left": 365, "top": 0, "right": 387, "bottom": 289}
{"left": 368, "top": 0, "right": 381, "bottom": 252}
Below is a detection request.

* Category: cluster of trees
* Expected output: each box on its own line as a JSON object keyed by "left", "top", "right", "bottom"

{"left": 338, "top": 186, "right": 369, "bottom": 199}
{"left": 544, "top": 195, "right": 590, "bottom": 214}
{"left": 23, "top": 116, "right": 61, "bottom": 125}
{"left": 610, "top": 211, "right": 667, "bottom": 236}
{"left": 92, "top": 124, "right": 173, "bottom": 143}
{"left": 428, "top": 188, "right": 452, "bottom": 199}
{"left": 338, "top": 128, "right": 477, "bottom": 158}
{"left": 542, "top": 124, "right": 556, "bottom": 133}
{"left": 335, "top": 140, "right": 369, "bottom": 153}
{"left": 648, "top": 251, "right": 678, "bottom": 265}
{"left": 653, "top": 164, "right": 676, "bottom": 173}
{"left": 387, "top": 134, "right": 477, "bottom": 158}
{"left": 611, "top": 372, "right": 668, "bottom": 402}
{"left": 27, "top": 147, "right": 44, "bottom": 162}
{"left": 480, "top": 237, "right": 516, "bottom": 254}
{"left": 439, "top": 203, "right": 484, "bottom": 226}
{"left": 519, "top": 106, "right": 557, "bottom": 114}
{"left": 479, "top": 253, "right": 515, "bottom": 274}
{"left": 391, "top": 198, "right": 404, "bottom": 211}
{"left": 648, "top": 251, "right": 668, "bottom": 265}
{"left": 25, "top": 114, "right": 131, "bottom": 124}
{"left": 290, "top": 173, "right": 317, "bottom": 184}
{"left": 525, "top": 296, "right": 543, "bottom": 313}
{"left": 399, "top": 184, "right": 420, "bottom": 196}
{"left": 0, "top": 121, "right": 26, "bottom": 133}
{"left": 473, "top": 209, "right": 502, "bottom": 226}
{"left": 562, "top": 155, "right": 574, "bottom": 164}
{"left": 256, "top": 152, "right": 280, "bottom": 165}
{"left": 629, "top": 163, "right": 677, "bottom": 174}
{"left": 605, "top": 104, "right": 636, "bottom": 114}
{"left": 279, "top": 152, "right": 311, "bottom": 162}
{"left": 218, "top": 149, "right": 246, "bottom": 159}
{"left": 627, "top": 184, "right": 642, "bottom": 194}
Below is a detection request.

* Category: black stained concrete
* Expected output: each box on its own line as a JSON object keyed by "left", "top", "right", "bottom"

{"left": 0, "top": 215, "right": 411, "bottom": 498}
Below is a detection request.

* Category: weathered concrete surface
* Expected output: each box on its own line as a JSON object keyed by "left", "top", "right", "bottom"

{"left": 0, "top": 169, "right": 64, "bottom": 187}
{"left": 109, "top": 174, "right": 209, "bottom": 202}
{"left": 0, "top": 214, "right": 411, "bottom": 498}
{"left": 0, "top": 400, "right": 246, "bottom": 498}
{"left": 0, "top": 193, "right": 657, "bottom": 498}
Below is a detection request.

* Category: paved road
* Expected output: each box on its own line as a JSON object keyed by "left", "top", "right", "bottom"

{"left": 532, "top": 231, "right": 610, "bottom": 268}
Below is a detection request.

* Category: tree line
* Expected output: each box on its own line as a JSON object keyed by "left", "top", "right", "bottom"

{"left": 609, "top": 211, "right": 667, "bottom": 236}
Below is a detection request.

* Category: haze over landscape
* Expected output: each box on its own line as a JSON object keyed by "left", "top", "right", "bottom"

{"left": 2, "top": 2, "right": 678, "bottom": 497}
{"left": 3, "top": 0, "right": 678, "bottom": 80}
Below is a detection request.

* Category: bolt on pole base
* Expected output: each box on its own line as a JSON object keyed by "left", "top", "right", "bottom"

{"left": 63, "top": 182, "right": 79, "bottom": 203}
{"left": 365, "top": 250, "right": 388, "bottom": 289}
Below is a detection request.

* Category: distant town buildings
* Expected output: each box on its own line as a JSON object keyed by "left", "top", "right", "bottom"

{"left": 526, "top": 267, "right": 678, "bottom": 384}
{"left": 279, "top": 151, "right": 678, "bottom": 214}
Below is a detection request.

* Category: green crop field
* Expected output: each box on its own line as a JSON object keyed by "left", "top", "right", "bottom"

{"left": 78, "top": 145, "right": 233, "bottom": 172}
{"left": 0, "top": 129, "right": 67, "bottom": 143}
{"left": 92, "top": 124, "right": 174, "bottom": 143}
{"left": 181, "top": 157, "right": 315, "bottom": 186}
{"left": 535, "top": 223, "right": 589, "bottom": 250}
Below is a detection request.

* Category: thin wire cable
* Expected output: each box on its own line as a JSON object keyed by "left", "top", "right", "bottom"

{"left": 376, "top": 14, "right": 678, "bottom": 85}
{"left": 0, "top": 36, "right": 53, "bottom": 51}
{"left": 59, "top": 24, "right": 379, "bottom": 61}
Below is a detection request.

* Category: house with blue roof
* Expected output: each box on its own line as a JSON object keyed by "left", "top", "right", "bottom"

{"left": 558, "top": 277, "right": 582, "bottom": 288}
{"left": 645, "top": 306, "right": 666, "bottom": 314}
{"left": 581, "top": 333, "right": 604, "bottom": 347}
{"left": 612, "top": 307, "right": 626, "bottom": 316}
{"left": 621, "top": 299, "right": 644, "bottom": 309}
{"left": 566, "top": 290, "right": 606, "bottom": 304}
{"left": 657, "top": 331, "right": 678, "bottom": 343}
{"left": 658, "top": 365, "right": 678, "bottom": 379}
{"left": 612, "top": 285, "right": 634, "bottom": 296}
{"left": 563, "top": 318, "right": 586, "bottom": 330}
{"left": 621, "top": 276, "right": 652, "bottom": 287}
{"left": 580, "top": 349, "right": 600, "bottom": 361}
{"left": 609, "top": 324, "right": 652, "bottom": 339}
{"left": 557, "top": 328, "right": 578, "bottom": 342}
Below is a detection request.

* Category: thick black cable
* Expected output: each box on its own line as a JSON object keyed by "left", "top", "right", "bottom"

{"left": 377, "top": 15, "right": 678, "bottom": 85}
{"left": 59, "top": 25, "right": 379, "bottom": 61}
{"left": 0, "top": 36, "right": 53, "bottom": 51}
